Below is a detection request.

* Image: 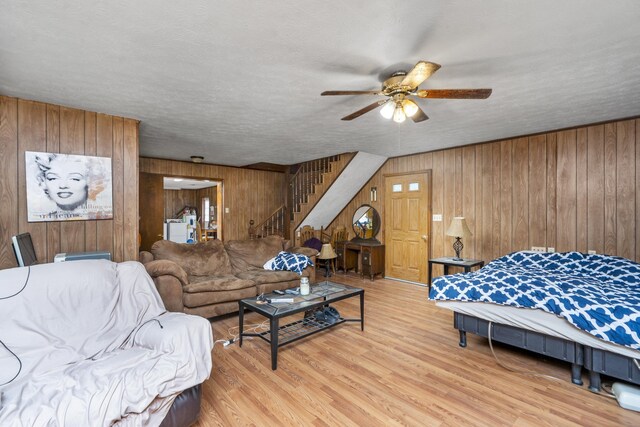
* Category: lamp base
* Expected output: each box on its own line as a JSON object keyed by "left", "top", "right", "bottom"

{"left": 322, "top": 259, "right": 333, "bottom": 277}
{"left": 452, "top": 237, "right": 464, "bottom": 261}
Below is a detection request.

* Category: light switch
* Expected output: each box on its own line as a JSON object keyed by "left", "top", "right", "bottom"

{"left": 432, "top": 214, "right": 443, "bottom": 222}
{"left": 225, "top": 207, "right": 229, "bottom": 214}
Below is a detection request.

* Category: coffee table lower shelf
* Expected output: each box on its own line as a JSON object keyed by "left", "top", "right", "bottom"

{"left": 238, "top": 282, "right": 364, "bottom": 370}
{"left": 251, "top": 316, "right": 348, "bottom": 346}
{"left": 241, "top": 315, "right": 361, "bottom": 370}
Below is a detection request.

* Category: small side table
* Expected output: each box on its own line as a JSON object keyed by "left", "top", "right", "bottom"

{"left": 428, "top": 257, "right": 484, "bottom": 291}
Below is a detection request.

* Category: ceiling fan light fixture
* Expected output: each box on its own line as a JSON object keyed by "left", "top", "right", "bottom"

{"left": 402, "top": 99, "right": 419, "bottom": 117}
{"left": 393, "top": 104, "right": 406, "bottom": 123}
{"left": 379, "top": 100, "right": 395, "bottom": 119}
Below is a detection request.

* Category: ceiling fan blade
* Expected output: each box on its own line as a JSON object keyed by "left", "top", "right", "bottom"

{"left": 416, "top": 89, "right": 492, "bottom": 99}
{"left": 341, "top": 100, "right": 387, "bottom": 121}
{"left": 321, "top": 90, "right": 381, "bottom": 96}
{"left": 400, "top": 61, "right": 441, "bottom": 88}
{"left": 410, "top": 106, "right": 429, "bottom": 123}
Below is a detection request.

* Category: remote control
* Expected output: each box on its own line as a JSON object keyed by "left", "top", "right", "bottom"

{"left": 273, "top": 290, "right": 285, "bottom": 295}
{"left": 270, "top": 298, "right": 294, "bottom": 303}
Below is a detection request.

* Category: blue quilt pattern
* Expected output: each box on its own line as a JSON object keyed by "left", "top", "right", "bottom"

{"left": 429, "top": 252, "right": 640, "bottom": 350}
{"left": 273, "top": 251, "right": 314, "bottom": 274}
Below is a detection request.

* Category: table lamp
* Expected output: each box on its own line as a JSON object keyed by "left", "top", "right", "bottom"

{"left": 446, "top": 217, "right": 472, "bottom": 261}
{"left": 318, "top": 243, "right": 338, "bottom": 277}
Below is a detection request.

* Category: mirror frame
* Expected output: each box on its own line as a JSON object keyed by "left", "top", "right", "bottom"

{"left": 351, "top": 204, "right": 381, "bottom": 244}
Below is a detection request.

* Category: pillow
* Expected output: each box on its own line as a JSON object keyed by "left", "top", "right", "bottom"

{"left": 303, "top": 237, "right": 323, "bottom": 252}
{"left": 263, "top": 256, "right": 276, "bottom": 270}
{"left": 272, "top": 251, "right": 314, "bottom": 275}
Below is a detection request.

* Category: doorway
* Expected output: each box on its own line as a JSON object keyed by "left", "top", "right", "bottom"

{"left": 139, "top": 174, "right": 223, "bottom": 252}
{"left": 384, "top": 171, "right": 431, "bottom": 284}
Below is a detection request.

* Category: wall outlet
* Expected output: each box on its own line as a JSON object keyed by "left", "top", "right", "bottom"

{"left": 432, "top": 214, "right": 443, "bottom": 222}
{"left": 588, "top": 250, "right": 597, "bottom": 255}
{"left": 224, "top": 207, "right": 229, "bottom": 214}
{"left": 531, "top": 246, "right": 546, "bottom": 253}
{"left": 548, "top": 247, "right": 555, "bottom": 253}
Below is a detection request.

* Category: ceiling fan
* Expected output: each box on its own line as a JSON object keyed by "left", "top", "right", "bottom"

{"left": 321, "top": 61, "right": 492, "bottom": 123}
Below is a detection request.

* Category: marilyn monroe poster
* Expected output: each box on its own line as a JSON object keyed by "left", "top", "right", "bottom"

{"left": 26, "top": 151, "right": 113, "bottom": 222}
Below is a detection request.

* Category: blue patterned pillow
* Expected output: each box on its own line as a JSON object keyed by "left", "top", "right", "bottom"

{"left": 273, "top": 251, "right": 314, "bottom": 274}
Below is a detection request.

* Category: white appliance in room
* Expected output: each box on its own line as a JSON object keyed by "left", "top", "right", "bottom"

{"left": 164, "top": 221, "right": 189, "bottom": 243}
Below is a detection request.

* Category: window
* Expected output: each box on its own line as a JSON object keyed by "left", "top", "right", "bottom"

{"left": 202, "top": 197, "right": 210, "bottom": 227}
{"left": 409, "top": 182, "right": 419, "bottom": 191}
{"left": 392, "top": 184, "right": 402, "bottom": 192}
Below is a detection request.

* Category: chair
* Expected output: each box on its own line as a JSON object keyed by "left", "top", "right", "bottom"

{"left": 330, "top": 226, "right": 348, "bottom": 247}
{"left": 196, "top": 222, "right": 206, "bottom": 242}
{"left": 322, "top": 225, "right": 348, "bottom": 245}
{"left": 299, "top": 225, "right": 316, "bottom": 246}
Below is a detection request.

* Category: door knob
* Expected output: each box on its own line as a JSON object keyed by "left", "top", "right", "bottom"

{"left": 421, "top": 235, "right": 428, "bottom": 241}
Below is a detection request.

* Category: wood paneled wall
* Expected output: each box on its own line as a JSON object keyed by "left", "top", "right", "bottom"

{"left": 330, "top": 118, "right": 640, "bottom": 276}
{"left": 139, "top": 158, "right": 284, "bottom": 241}
{"left": 164, "top": 189, "right": 198, "bottom": 220}
{"left": 0, "top": 95, "right": 139, "bottom": 269}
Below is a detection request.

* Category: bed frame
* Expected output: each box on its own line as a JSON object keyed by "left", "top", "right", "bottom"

{"left": 454, "top": 312, "right": 640, "bottom": 392}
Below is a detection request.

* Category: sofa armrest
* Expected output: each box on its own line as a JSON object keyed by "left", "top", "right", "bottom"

{"left": 144, "top": 259, "right": 189, "bottom": 286}
{"left": 306, "top": 254, "right": 317, "bottom": 284}
{"left": 139, "top": 250, "right": 154, "bottom": 264}
{"left": 287, "top": 246, "right": 319, "bottom": 258}
{"left": 286, "top": 247, "right": 318, "bottom": 283}
{"left": 131, "top": 312, "right": 213, "bottom": 390}
{"left": 143, "top": 260, "right": 189, "bottom": 312}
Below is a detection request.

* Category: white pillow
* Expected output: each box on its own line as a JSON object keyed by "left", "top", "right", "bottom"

{"left": 263, "top": 256, "right": 276, "bottom": 270}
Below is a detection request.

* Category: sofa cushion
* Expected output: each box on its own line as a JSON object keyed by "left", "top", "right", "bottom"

{"left": 183, "top": 286, "right": 257, "bottom": 308}
{"left": 256, "top": 280, "right": 301, "bottom": 295}
{"left": 184, "top": 275, "right": 254, "bottom": 293}
{"left": 224, "top": 235, "right": 286, "bottom": 272}
{"left": 236, "top": 269, "right": 301, "bottom": 284}
{"left": 151, "top": 239, "right": 233, "bottom": 276}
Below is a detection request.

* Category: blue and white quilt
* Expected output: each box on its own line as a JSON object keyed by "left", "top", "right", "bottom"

{"left": 429, "top": 251, "right": 640, "bottom": 350}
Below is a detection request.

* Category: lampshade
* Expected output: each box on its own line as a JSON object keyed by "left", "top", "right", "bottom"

{"left": 402, "top": 99, "right": 419, "bottom": 117}
{"left": 380, "top": 100, "right": 395, "bottom": 119}
{"left": 446, "top": 217, "right": 472, "bottom": 238}
{"left": 318, "top": 243, "right": 337, "bottom": 260}
{"left": 393, "top": 104, "right": 406, "bottom": 123}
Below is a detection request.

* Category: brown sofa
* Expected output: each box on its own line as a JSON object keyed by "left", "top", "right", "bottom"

{"left": 139, "top": 235, "right": 317, "bottom": 318}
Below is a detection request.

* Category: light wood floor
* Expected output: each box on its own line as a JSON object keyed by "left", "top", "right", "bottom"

{"left": 194, "top": 274, "right": 640, "bottom": 426}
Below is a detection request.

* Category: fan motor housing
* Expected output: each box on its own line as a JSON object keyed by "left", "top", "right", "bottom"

{"left": 382, "top": 73, "right": 412, "bottom": 96}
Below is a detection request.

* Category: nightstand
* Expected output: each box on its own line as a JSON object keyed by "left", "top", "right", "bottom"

{"left": 427, "top": 257, "right": 484, "bottom": 291}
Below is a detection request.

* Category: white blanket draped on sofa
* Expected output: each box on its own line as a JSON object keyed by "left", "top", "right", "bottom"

{"left": 0, "top": 260, "right": 213, "bottom": 426}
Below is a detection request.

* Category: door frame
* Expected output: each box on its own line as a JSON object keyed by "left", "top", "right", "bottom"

{"left": 141, "top": 172, "right": 225, "bottom": 242}
{"left": 383, "top": 169, "right": 432, "bottom": 284}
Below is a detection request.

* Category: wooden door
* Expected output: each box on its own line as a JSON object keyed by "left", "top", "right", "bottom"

{"left": 384, "top": 172, "right": 430, "bottom": 283}
{"left": 139, "top": 173, "right": 164, "bottom": 252}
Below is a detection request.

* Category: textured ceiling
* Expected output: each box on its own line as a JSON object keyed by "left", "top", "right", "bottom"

{"left": 1, "top": 1, "right": 639, "bottom": 166}
{"left": 163, "top": 177, "right": 217, "bottom": 190}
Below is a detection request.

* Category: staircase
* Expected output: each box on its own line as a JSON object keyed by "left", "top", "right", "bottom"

{"left": 251, "top": 154, "right": 353, "bottom": 240}
{"left": 251, "top": 152, "right": 387, "bottom": 242}
{"left": 289, "top": 153, "right": 355, "bottom": 229}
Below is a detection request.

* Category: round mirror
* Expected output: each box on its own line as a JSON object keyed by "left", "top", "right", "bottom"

{"left": 352, "top": 204, "right": 380, "bottom": 241}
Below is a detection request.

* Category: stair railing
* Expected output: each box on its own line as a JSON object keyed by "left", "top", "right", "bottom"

{"left": 250, "top": 204, "right": 287, "bottom": 239}
{"left": 289, "top": 155, "right": 339, "bottom": 221}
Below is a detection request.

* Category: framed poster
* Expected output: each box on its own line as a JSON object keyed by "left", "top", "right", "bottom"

{"left": 25, "top": 151, "right": 113, "bottom": 222}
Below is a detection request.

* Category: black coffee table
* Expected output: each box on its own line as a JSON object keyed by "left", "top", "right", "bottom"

{"left": 238, "top": 281, "right": 364, "bottom": 370}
